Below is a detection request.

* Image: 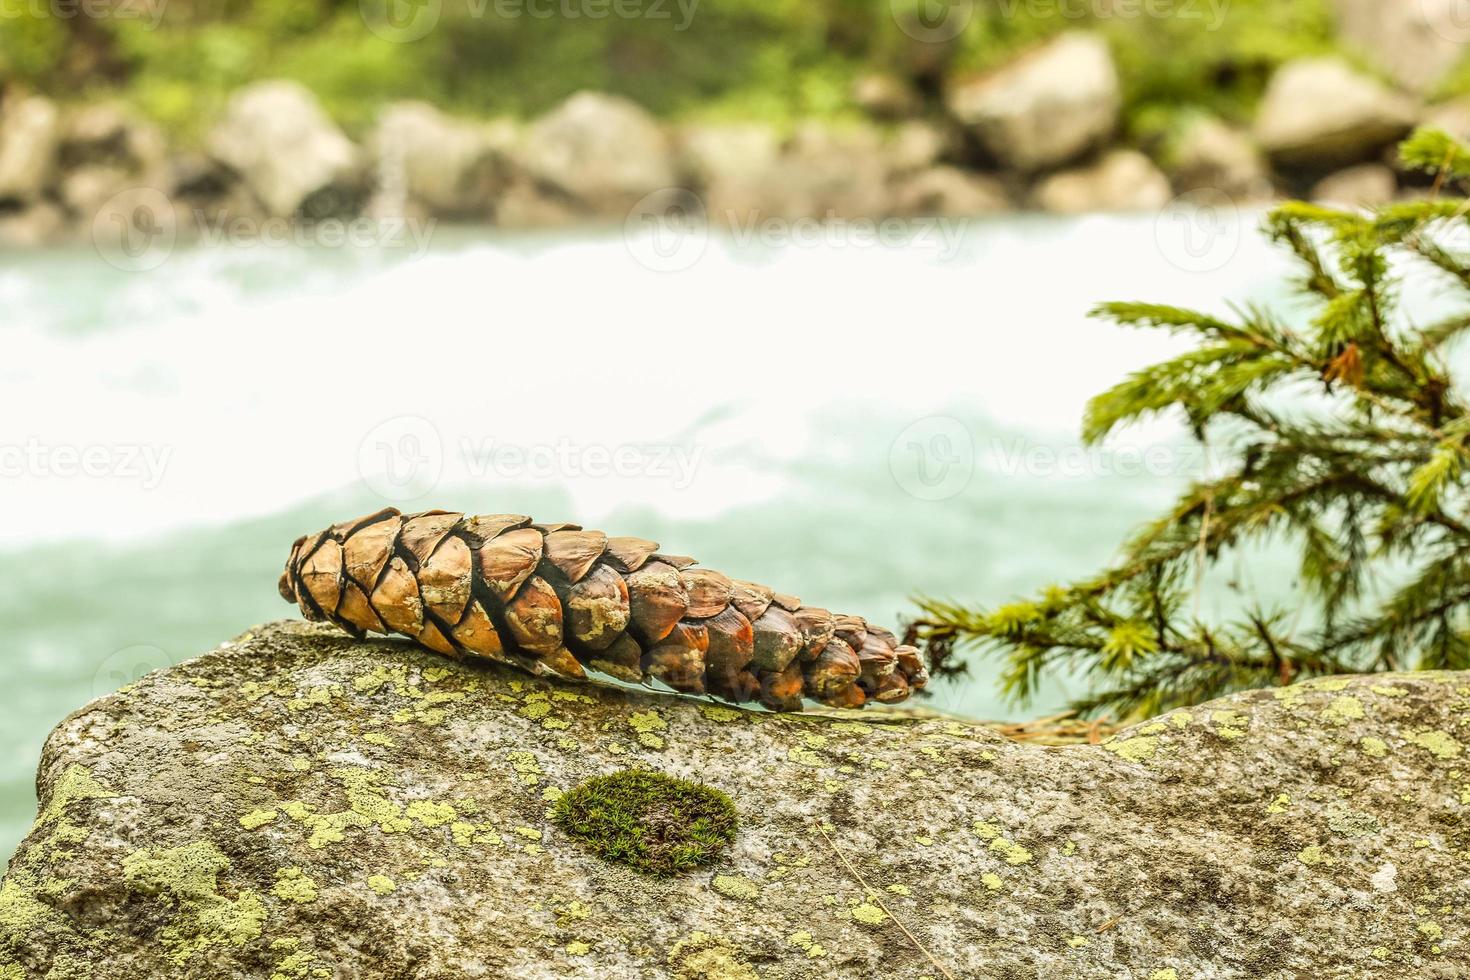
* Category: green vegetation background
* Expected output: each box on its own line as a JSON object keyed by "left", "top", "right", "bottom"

{"left": 0, "top": 0, "right": 1422, "bottom": 142}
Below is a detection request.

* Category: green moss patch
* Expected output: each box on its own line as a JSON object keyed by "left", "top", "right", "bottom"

{"left": 551, "top": 771, "right": 737, "bottom": 877}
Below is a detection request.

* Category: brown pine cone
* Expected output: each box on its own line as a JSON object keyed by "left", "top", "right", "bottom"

{"left": 279, "top": 508, "right": 929, "bottom": 711}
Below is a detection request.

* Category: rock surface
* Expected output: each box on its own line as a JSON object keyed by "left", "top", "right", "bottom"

{"left": 892, "top": 166, "right": 1009, "bottom": 217}
{"left": 59, "top": 103, "right": 166, "bottom": 177}
{"left": 1255, "top": 58, "right": 1418, "bottom": 169}
{"left": 1312, "top": 164, "right": 1399, "bottom": 208}
{"left": 1034, "top": 150, "right": 1172, "bottom": 214}
{"left": 1333, "top": 0, "right": 1466, "bottom": 96}
{"left": 5, "top": 620, "right": 1470, "bottom": 978}
{"left": 517, "top": 91, "right": 676, "bottom": 213}
{"left": 208, "top": 81, "right": 364, "bottom": 219}
{"left": 851, "top": 73, "right": 920, "bottom": 121}
{"left": 370, "top": 102, "right": 511, "bottom": 217}
{"left": 0, "top": 201, "right": 66, "bottom": 248}
{"left": 0, "top": 95, "right": 60, "bottom": 202}
{"left": 947, "top": 32, "right": 1120, "bottom": 172}
{"left": 1166, "top": 115, "right": 1273, "bottom": 200}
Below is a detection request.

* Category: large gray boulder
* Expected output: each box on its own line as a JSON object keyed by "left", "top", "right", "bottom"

{"left": 517, "top": 92, "right": 676, "bottom": 214}
{"left": 1254, "top": 58, "right": 1418, "bottom": 169}
{"left": 1333, "top": 0, "right": 1465, "bottom": 96}
{"left": 370, "top": 102, "right": 511, "bottom": 217}
{"left": 0, "top": 95, "right": 60, "bottom": 202}
{"left": 946, "top": 32, "right": 1120, "bottom": 173}
{"left": 6, "top": 620, "right": 1470, "bottom": 978}
{"left": 208, "top": 81, "right": 365, "bottom": 218}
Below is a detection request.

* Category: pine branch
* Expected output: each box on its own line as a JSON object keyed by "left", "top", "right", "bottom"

{"left": 917, "top": 130, "right": 1470, "bottom": 718}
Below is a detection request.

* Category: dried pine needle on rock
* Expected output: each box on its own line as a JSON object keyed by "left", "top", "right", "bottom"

{"left": 280, "top": 508, "right": 929, "bottom": 711}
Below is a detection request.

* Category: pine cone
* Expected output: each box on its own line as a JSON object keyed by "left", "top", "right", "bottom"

{"left": 279, "top": 508, "right": 929, "bottom": 711}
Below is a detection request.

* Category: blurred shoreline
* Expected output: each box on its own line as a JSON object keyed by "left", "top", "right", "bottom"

{"left": 3, "top": 8, "right": 1467, "bottom": 251}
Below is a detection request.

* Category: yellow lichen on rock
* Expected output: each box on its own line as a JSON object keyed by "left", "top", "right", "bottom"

{"left": 1408, "top": 730, "right": 1463, "bottom": 760}
{"left": 271, "top": 867, "right": 319, "bottom": 904}
{"left": 711, "top": 874, "right": 760, "bottom": 901}
{"left": 667, "top": 932, "right": 758, "bottom": 980}
{"left": 121, "top": 841, "right": 266, "bottom": 964}
{"left": 239, "top": 809, "right": 278, "bottom": 830}
{"left": 628, "top": 710, "right": 668, "bottom": 750}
